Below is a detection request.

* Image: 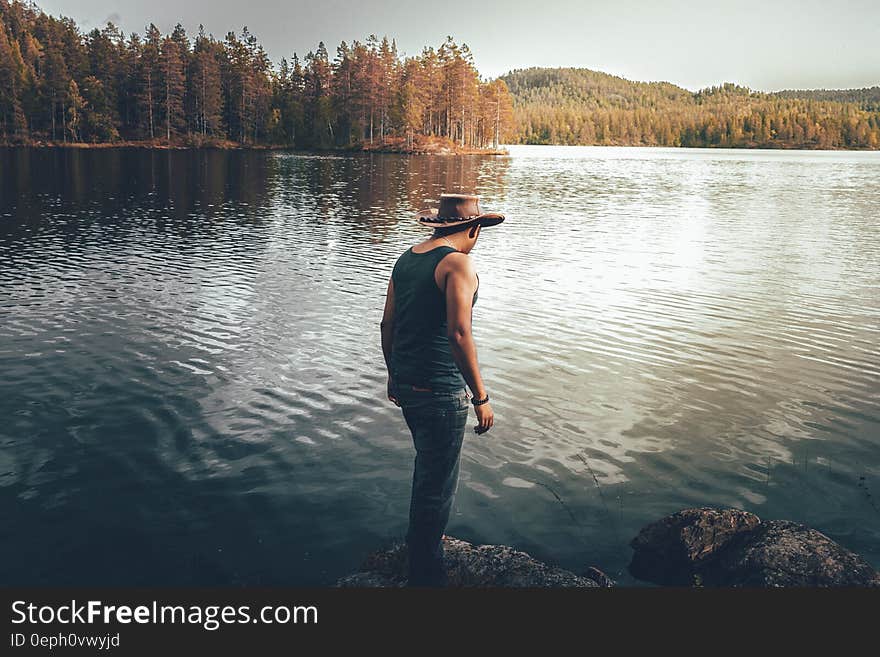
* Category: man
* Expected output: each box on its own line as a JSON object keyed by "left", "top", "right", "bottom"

{"left": 380, "top": 193, "right": 504, "bottom": 587}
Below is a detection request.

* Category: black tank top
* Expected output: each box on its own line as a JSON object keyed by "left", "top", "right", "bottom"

{"left": 389, "top": 245, "right": 478, "bottom": 390}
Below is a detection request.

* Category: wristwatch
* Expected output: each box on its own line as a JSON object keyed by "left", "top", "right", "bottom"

{"left": 472, "top": 393, "right": 490, "bottom": 406}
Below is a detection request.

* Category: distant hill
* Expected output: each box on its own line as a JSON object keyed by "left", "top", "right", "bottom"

{"left": 502, "top": 67, "right": 880, "bottom": 149}
{"left": 772, "top": 87, "right": 880, "bottom": 111}
{"left": 502, "top": 67, "right": 695, "bottom": 107}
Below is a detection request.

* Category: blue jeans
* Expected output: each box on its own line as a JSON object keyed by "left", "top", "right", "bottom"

{"left": 392, "top": 382, "right": 470, "bottom": 587}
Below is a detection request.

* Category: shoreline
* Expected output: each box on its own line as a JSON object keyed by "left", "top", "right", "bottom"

{"left": 509, "top": 141, "right": 880, "bottom": 152}
{"left": 3, "top": 140, "right": 877, "bottom": 153}
{"left": 0, "top": 136, "right": 508, "bottom": 156}
{"left": 338, "top": 507, "right": 880, "bottom": 587}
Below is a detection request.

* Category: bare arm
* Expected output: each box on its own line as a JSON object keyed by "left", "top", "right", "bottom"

{"left": 380, "top": 277, "right": 399, "bottom": 405}
{"left": 444, "top": 254, "right": 494, "bottom": 434}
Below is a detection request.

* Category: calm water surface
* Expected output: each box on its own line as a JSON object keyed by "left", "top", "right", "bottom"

{"left": 1, "top": 145, "right": 878, "bottom": 585}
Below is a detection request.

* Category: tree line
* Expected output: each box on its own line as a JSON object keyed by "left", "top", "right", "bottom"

{"left": 774, "top": 87, "right": 880, "bottom": 112}
{"left": 504, "top": 68, "right": 880, "bottom": 149}
{"left": 3, "top": 2, "right": 878, "bottom": 151}
{"left": 0, "top": 0, "right": 515, "bottom": 149}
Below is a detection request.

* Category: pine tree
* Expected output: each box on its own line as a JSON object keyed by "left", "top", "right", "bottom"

{"left": 65, "top": 78, "right": 84, "bottom": 141}
{"left": 0, "top": 17, "right": 28, "bottom": 141}
{"left": 79, "top": 75, "right": 120, "bottom": 141}
{"left": 191, "top": 26, "right": 223, "bottom": 136}
{"left": 140, "top": 24, "right": 161, "bottom": 139}
{"left": 160, "top": 33, "right": 186, "bottom": 141}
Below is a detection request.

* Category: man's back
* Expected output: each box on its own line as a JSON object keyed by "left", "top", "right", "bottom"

{"left": 390, "top": 244, "right": 473, "bottom": 391}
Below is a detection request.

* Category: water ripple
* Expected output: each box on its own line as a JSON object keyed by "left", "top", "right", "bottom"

{"left": 1, "top": 145, "right": 878, "bottom": 585}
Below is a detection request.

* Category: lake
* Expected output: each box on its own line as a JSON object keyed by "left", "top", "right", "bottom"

{"left": 1, "top": 145, "right": 878, "bottom": 586}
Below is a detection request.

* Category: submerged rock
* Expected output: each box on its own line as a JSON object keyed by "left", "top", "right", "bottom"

{"left": 336, "top": 536, "right": 613, "bottom": 588}
{"left": 629, "top": 507, "right": 880, "bottom": 587}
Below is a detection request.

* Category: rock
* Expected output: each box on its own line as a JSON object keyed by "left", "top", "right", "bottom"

{"left": 629, "top": 507, "right": 880, "bottom": 587}
{"left": 712, "top": 520, "right": 880, "bottom": 587}
{"left": 336, "top": 536, "right": 612, "bottom": 587}
{"left": 582, "top": 565, "right": 616, "bottom": 588}
{"left": 628, "top": 507, "right": 762, "bottom": 585}
{"left": 335, "top": 571, "right": 402, "bottom": 588}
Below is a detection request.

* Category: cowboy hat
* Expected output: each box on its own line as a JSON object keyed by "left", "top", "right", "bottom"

{"left": 415, "top": 193, "right": 505, "bottom": 229}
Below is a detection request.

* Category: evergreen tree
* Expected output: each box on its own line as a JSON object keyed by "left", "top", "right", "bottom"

{"left": 0, "top": 16, "right": 27, "bottom": 140}
{"left": 191, "top": 26, "right": 223, "bottom": 136}
{"left": 139, "top": 24, "right": 161, "bottom": 139}
{"left": 65, "top": 78, "right": 83, "bottom": 141}
{"left": 160, "top": 33, "right": 186, "bottom": 141}
{"left": 79, "top": 75, "right": 120, "bottom": 141}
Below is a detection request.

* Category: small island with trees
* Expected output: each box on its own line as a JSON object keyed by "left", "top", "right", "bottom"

{"left": 1, "top": 0, "right": 878, "bottom": 152}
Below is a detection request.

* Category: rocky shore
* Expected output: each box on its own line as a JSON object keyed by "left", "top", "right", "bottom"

{"left": 336, "top": 535, "right": 613, "bottom": 587}
{"left": 337, "top": 507, "right": 880, "bottom": 588}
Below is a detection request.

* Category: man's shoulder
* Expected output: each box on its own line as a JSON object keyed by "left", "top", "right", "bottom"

{"left": 438, "top": 250, "right": 473, "bottom": 273}
{"left": 391, "top": 247, "right": 411, "bottom": 277}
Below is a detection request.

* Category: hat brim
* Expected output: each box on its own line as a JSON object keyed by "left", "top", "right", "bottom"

{"left": 415, "top": 208, "right": 505, "bottom": 229}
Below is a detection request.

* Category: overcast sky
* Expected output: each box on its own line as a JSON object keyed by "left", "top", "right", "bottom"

{"left": 35, "top": 0, "right": 880, "bottom": 91}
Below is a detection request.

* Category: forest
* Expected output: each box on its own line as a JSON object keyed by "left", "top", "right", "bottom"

{"left": 774, "top": 86, "right": 880, "bottom": 110}
{"left": 503, "top": 68, "right": 880, "bottom": 149}
{"left": 0, "top": 0, "right": 514, "bottom": 150}
{"left": 2, "top": 1, "right": 879, "bottom": 151}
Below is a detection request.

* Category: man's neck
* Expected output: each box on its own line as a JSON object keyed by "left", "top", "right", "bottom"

{"left": 436, "top": 234, "right": 460, "bottom": 251}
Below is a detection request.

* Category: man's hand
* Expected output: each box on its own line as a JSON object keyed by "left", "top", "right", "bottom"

{"left": 474, "top": 401, "right": 494, "bottom": 435}
{"left": 388, "top": 378, "right": 400, "bottom": 406}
